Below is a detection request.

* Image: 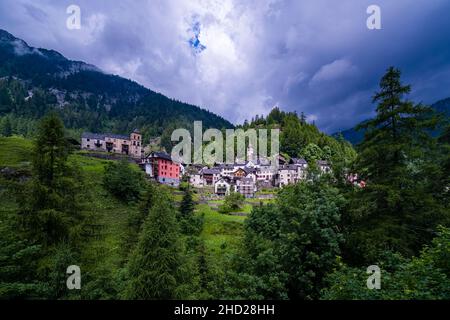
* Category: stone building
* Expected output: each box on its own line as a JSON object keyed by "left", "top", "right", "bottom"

{"left": 81, "top": 129, "right": 143, "bottom": 158}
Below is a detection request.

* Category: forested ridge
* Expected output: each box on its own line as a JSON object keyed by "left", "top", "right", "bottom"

{"left": 0, "top": 29, "right": 233, "bottom": 148}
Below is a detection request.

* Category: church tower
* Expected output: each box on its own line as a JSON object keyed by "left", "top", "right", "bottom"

{"left": 130, "top": 129, "right": 143, "bottom": 158}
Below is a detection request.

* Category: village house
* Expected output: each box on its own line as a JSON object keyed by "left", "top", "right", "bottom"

{"left": 256, "top": 165, "right": 276, "bottom": 184}
{"left": 81, "top": 129, "right": 143, "bottom": 158}
{"left": 189, "top": 173, "right": 205, "bottom": 188}
{"left": 291, "top": 158, "right": 308, "bottom": 180}
{"left": 214, "top": 178, "right": 233, "bottom": 196}
{"left": 278, "top": 165, "right": 299, "bottom": 187}
{"left": 219, "top": 164, "right": 238, "bottom": 178}
{"left": 142, "top": 151, "right": 181, "bottom": 186}
{"left": 236, "top": 177, "right": 257, "bottom": 198}
{"left": 201, "top": 168, "right": 221, "bottom": 186}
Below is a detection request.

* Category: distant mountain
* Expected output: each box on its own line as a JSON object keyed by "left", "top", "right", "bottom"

{"left": 0, "top": 29, "right": 233, "bottom": 147}
{"left": 333, "top": 98, "right": 450, "bottom": 145}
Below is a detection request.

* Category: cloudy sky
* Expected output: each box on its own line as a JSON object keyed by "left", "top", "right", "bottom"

{"left": 1, "top": 0, "right": 450, "bottom": 132}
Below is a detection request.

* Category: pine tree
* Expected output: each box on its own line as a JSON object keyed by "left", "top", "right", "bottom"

{"left": 300, "top": 112, "right": 307, "bottom": 124}
{"left": 20, "top": 112, "right": 82, "bottom": 245}
{"left": 347, "top": 67, "right": 447, "bottom": 263}
{"left": 179, "top": 188, "right": 195, "bottom": 219}
{"left": 125, "top": 191, "right": 188, "bottom": 299}
{"left": 0, "top": 116, "right": 12, "bottom": 137}
{"left": 357, "top": 67, "right": 437, "bottom": 184}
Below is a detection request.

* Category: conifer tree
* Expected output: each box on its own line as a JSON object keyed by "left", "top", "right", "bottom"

{"left": 347, "top": 67, "right": 447, "bottom": 262}
{"left": 179, "top": 188, "right": 195, "bottom": 219}
{"left": 20, "top": 112, "right": 82, "bottom": 245}
{"left": 126, "top": 190, "right": 188, "bottom": 299}
{"left": 0, "top": 116, "right": 12, "bottom": 137}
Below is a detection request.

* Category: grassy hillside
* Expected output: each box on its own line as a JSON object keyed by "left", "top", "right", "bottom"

{"left": 0, "top": 136, "right": 32, "bottom": 168}
{"left": 0, "top": 135, "right": 246, "bottom": 298}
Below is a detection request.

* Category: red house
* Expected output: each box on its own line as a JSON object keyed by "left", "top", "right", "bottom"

{"left": 143, "top": 152, "right": 180, "bottom": 186}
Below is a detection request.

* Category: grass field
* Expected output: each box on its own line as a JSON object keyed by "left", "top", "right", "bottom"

{"left": 196, "top": 203, "right": 246, "bottom": 258}
{"left": 0, "top": 136, "right": 33, "bottom": 168}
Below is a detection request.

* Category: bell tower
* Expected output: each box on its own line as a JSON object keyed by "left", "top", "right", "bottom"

{"left": 130, "top": 129, "right": 142, "bottom": 158}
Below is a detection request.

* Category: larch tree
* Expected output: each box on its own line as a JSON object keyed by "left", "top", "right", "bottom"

{"left": 125, "top": 190, "right": 189, "bottom": 299}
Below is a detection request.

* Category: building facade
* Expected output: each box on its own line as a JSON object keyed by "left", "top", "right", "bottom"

{"left": 143, "top": 152, "right": 181, "bottom": 186}
{"left": 81, "top": 129, "right": 143, "bottom": 158}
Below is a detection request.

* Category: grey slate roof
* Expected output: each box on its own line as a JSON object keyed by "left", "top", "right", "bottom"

{"left": 82, "top": 132, "right": 106, "bottom": 140}
{"left": 82, "top": 132, "right": 129, "bottom": 140}
{"left": 291, "top": 158, "right": 307, "bottom": 165}
{"left": 280, "top": 164, "right": 299, "bottom": 171}
{"left": 243, "top": 167, "right": 256, "bottom": 174}
{"left": 151, "top": 152, "right": 172, "bottom": 161}
{"left": 202, "top": 168, "right": 220, "bottom": 175}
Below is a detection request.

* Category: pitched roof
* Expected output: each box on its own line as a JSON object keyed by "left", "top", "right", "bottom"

{"left": 107, "top": 133, "right": 130, "bottom": 140}
{"left": 151, "top": 152, "right": 172, "bottom": 161}
{"left": 202, "top": 168, "right": 220, "bottom": 175}
{"left": 291, "top": 158, "right": 307, "bottom": 164}
{"left": 279, "top": 164, "right": 299, "bottom": 171}
{"left": 240, "top": 177, "right": 255, "bottom": 184}
{"left": 243, "top": 167, "right": 257, "bottom": 174}
{"left": 82, "top": 132, "right": 129, "bottom": 140}
{"left": 82, "top": 132, "right": 106, "bottom": 140}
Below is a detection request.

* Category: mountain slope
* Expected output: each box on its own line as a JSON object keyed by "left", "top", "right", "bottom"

{"left": 0, "top": 29, "right": 233, "bottom": 145}
{"left": 334, "top": 98, "right": 450, "bottom": 145}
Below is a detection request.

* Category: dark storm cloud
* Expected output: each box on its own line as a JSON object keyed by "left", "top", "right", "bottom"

{"left": 1, "top": 0, "right": 449, "bottom": 132}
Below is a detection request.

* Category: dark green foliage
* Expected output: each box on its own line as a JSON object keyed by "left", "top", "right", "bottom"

{"left": 322, "top": 227, "right": 450, "bottom": 300}
{"left": 302, "top": 143, "right": 323, "bottom": 163}
{"left": 19, "top": 113, "right": 84, "bottom": 246}
{"left": 125, "top": 190, "right": 190, "bottom": 299}
{"left": 0, "top": 216, "right": 47, "bottom": 299}
{"left": 44, "top": 244, "right": 80, "bottom": 299}
{"left": 240, "top": 107, "right": 356, "bottom": 166}
{"left": 335, "top": 97, "right": 450, "bottom": 145}
{"left": 178, "top": 188, "right": 203, "bottom": 235}
{"left": 180, "top": 188, "right": 195, "bottom": 219}
{"left": 232, "top": 181, "right": 345, "bottom": 299}
{"left": 127, "top": 182, "right": 157, "bottom": 245}
{"left": 0, "top": 116, "right": 12, "bottom": 136}
{"left": 1, "top": 113, "right": 85, "bottom": 299}
{"left": 219, "top": 192, "right": 245, "bottom": 214}
{"left": 345, "top": 67, "right": 449, "bottom": 263}
{"left": 102, "top": 160, "right": 144, "bottom": 203}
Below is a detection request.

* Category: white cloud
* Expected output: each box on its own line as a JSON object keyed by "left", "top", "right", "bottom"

{"left": 310, "top": 59, "right": 358, "bottom": 84}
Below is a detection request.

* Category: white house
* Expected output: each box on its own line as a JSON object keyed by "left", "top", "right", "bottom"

{"left": 237, "top": 177, "right": 257, "bottom": 198}
{"left": 189, "top": 174, "right": 205, "bottom": 188}
{"left": 214, "top": 178, "right": 232, "bottom": 196}
{"left": 257, "top": 165, "right": 276, "bottom": 184}
{"left": 219, "top": 164, "right": 236, "bottom": 178}
{"left": 278, "top": 165, "right": 299, "bottom": 187}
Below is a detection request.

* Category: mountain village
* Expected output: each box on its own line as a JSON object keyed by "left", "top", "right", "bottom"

{"left": 80, "top": 129, "right": 342, "bottom": 199}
